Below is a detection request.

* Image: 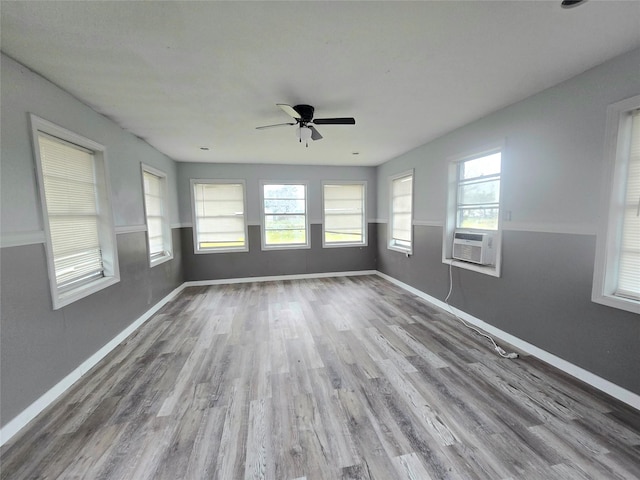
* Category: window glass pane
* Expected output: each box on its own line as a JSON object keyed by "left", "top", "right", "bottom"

{"left": 265, "top": 214, "right": 306, "bottom": 230}
{"left": 263, "top": 184, "right": 308, "bottom": 247}
{"left": 265, "top": 229, "right": 306, "bottom": 245}
{"left": 200, "top": 240, "right": 245, "bottom": 249}
{"left": 264, "top": 199, "right": 306, "bottom": 214}
{"left": 326, "top": 232, "right": 362, "bottom": 243}
{"left": 457, "top": 207, "right": 500, "bottom": 230}
{"left": 458, "top": 179, "right": 500, "bottom": 206}
{"left": 456, "top": 152, "right": 501, "bottom": 230}
{"left": 460, "top": 152, "right": 501, "bottom": 180}
{"left": 264, "top": 184, "right": 305, "bottom": 199}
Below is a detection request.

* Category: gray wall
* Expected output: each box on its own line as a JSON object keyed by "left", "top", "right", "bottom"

{"left": 0, "top": 54, "right": 184, "bottom": 427}
{"left": 376, "top": 48, "right": 640, "bottom": 395}
{"left": 176, "top": 162, "right": 378, "bottom": 280}
{"left": 182, "top": 224, "right": 377, "bottom": 281}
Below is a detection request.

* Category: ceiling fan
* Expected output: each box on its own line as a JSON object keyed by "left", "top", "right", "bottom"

{"left": 256, "top": 104, "right": 356, "bottom": 146}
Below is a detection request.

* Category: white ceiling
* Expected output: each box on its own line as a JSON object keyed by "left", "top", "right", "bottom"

{"left": 2, "top": 1, "right": 639, "bottom": 166}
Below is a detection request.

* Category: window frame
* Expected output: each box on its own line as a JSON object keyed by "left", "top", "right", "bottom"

{"left": 190, "top": 178, "right": 249, "bottom": 254}
{"left": 388, "top": 170, "right": 414, "bottom": 254}
{"left": 322, "top": 181, "right": 367, "bottom": 248}
{"left": 30, "top": 114, "right": 120, "bottom": 310}
{"left": 455, "top": 152, "right": 501, "bottom": 231}
{"left": 592, "top": 94, "right": 640, "bottom": 314}
{"left": 141, "top": 164, "right": 173, "bottom": 267}
{"left": 443, "top": 143, "right": 504, "bottom": 277}
{"left": 260, "top": 181, "right": 310, "bottom": 250}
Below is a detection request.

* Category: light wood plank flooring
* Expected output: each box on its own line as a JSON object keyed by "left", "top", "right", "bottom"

{"left": 2, "top": 275, "right": 639, "bottom": 479}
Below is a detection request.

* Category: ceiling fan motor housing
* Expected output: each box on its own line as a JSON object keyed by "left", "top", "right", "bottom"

{"left": 294, "top": 104, "right": 315, "bottom": 123}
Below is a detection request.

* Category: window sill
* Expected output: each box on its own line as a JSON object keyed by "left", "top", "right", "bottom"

{"left": 443, "top": 258, "right": 501, "bottom": 278}
{"left": 388, "top": 244, "right": 413, "bottom": 255}
{"left": 261, "top": 244, "right": 311, "bottom": 251}
{"left": 195, "top": 246, "right": 249, "bottom": 254}
{"left": 149, "top": 252, "right": 173, "bottom": 267}
{"left": 592, "top": 292, "right": 640, "bottom": 314}
{"left": 53, "top": 275, "right": 120, "bottom": 310}
{"left": 323, "top": 242, "right": 368, "bottom": 249}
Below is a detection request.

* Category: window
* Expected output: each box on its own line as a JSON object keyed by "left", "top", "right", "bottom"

{"left": 444, "top": 144, "right": 503, "bottom": 277}
{"left": 191, "top": 180, "right": 248, "bottom": 253}
{"left": 261, "top": 182, "right": 309, "bottom": 249}
{"left": 456, "top": 151, "right": 501, "bottom": 230}
{"left": 388, "top": 171, "right": 413, "bottom": 253}
{"left": 31, "top": 115, "right": 119, "bottom": 309}
{"left": 323, "top": 182, "right": 366, "bottom": 247}
{"left": 593, "top": 95, "right": 640, "bottom": 313}
{"left": 142, "top": 165, "right": 173, "bottom": 266}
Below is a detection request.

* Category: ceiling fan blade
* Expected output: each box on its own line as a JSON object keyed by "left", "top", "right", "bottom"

{"left": 277, "top": 104, "right": 302, "bottom": 119}
{"left": 309, "top": 126, "right": 323, "bottom": 141}
{"left": 256, "top": 122, "right": 296, "bottom": 130}
{"left": 312, "top": 117, "right": 356, "bottom": 125}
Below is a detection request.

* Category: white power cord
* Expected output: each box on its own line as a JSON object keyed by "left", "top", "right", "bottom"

{"left": 444, "top": 261, "right": 518, "bottom": 359}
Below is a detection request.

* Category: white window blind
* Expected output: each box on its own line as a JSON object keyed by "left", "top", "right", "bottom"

{"left": 323, "top": 183, "right": 365, "bottom": 245}
{"left": 193, "top": 182, "right": 246, "bottom": 251}
{"left": 391, "top": 173, "right": 413, "bottom": 250}
{"left": 616, "top": 110, "right": 640, "bottom": 300}
{"left": 38, "top": 133, "right": 103, "bottom": 290}
{"left": 142, "top": 170, "right": 169, "bottom": 260}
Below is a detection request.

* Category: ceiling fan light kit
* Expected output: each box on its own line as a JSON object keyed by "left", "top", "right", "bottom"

{"left": 297, "top": 126, "right": 312, "bottom": 146}
{"left": 257, "top": 104, "right": 355, "bottom": 146}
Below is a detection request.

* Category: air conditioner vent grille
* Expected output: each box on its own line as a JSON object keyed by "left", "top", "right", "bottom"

{"left": 452, "top": 230, "right": 495, "bottom": 265}
{"left": 453, "top": 243, "right": 482, "bottom": 263}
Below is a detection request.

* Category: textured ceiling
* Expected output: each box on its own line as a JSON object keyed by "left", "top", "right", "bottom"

{"left": 2, "top": 1, "right": 639, "bottom": 166}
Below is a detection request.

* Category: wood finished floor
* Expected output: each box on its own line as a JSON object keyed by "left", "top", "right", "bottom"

{"left": 2, "top": 275, "right": 639, "bottom": 479}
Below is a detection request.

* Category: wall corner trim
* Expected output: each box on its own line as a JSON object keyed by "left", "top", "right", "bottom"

{"left": 375, "top": 271, "right": 640, "bottom": 411}
{"left": 0, "top": 283, "right": 187, "bottom": 447}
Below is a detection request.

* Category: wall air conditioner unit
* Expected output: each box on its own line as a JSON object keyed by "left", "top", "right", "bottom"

{"left": 452, "top": 231, "right": 495, "bottom": 265}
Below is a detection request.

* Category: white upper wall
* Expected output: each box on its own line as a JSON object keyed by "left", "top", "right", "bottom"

{"left": 377, "top": 47, "right": 640, "bottom": 234}
{"left": 0, "top": 54, "right": 180, "bottom": 237}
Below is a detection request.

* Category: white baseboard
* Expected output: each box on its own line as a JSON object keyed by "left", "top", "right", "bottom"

{"left": 184, "top": 270, "right": 377, "bottom": 287}
{"left": 376, "top": 271, "right": 640, "bottom": 411}
{"left": 0, "top": 283, "right": 187, "bottom": 447}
